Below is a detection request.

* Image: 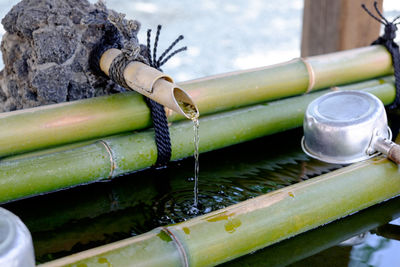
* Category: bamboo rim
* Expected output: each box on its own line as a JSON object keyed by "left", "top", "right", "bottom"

{"left": 224, "top": 196, "right": 400, "bottom": 267}
{"left": 38, "top": 155, "right": 400, "bottom": 267}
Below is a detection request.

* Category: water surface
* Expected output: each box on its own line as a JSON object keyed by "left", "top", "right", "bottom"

{"left": 2, "top": 128, "right": 399, "bottom": 265}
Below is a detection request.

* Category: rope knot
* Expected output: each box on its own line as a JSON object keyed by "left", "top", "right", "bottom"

{"left": 383, "top": 23, "right": 397, "bottom": 41}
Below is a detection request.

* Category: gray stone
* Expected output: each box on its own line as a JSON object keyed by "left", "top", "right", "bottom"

{"left": 32, "top": 65, "right": 70, "bottom": 103}
{"left": 0, "top": 0, "right": 141, "bottom": 112}
{"left": 33, "top": 27, "right": 77, "bottom": 64}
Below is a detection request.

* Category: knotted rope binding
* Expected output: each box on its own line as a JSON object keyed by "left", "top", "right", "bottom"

{"left": 362, "top": 2, "right": 400, "bottom": 109}
{"left": 91, "top": 11, "right": 187, "bottom": 167}
{"left": 144, "top": 25, "right": 187, "bottom": 166}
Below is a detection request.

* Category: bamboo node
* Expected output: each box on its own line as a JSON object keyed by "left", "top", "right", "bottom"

{"left": 162, "top": 227, "right": 189, "bottom": 267}
{"left": 299, "top": 57, "right": 316, "bottom": 94}
{"left": 97, "top": 140, "right": 116, "bottom": 179}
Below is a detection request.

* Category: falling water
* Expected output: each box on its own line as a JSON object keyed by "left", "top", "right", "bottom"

{"left": 179, "top": 101, "right": 200, "bottom": 208}
{"left": 192, "top": 117, "right": 200, "bottom": 207}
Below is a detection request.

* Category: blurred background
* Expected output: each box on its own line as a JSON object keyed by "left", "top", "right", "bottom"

{"left": 0, "top": 0, "right": 399, "bottom": 82}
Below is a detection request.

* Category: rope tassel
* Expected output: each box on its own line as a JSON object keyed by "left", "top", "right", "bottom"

{"left": 146, "top": 25, "right": 187, "bottom": 71}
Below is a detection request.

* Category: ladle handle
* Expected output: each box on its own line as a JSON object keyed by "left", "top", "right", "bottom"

{"left": 388, "top": 145, "right": 400, "bottom": 164}
{"left": 373, "top": 137, "right": 400, "bottom": 164}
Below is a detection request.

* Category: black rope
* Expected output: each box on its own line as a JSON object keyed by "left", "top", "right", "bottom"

{"left": 362, "top": 2, "right": 400, "bottom": 109}
{"left": 145, "top": 97, "right": 172, "bottom": 165}
{"left": 144, "top": 25, "right": 187, "bottom": 166}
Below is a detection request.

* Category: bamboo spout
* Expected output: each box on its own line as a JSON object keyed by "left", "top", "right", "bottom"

{"left": 99, "top": 48, "right": 199, "bottom": 119}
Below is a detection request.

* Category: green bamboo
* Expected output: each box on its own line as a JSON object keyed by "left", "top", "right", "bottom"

{"left": 223, "top": 196, "right": 400, "bottom": 267}
{"left": 28, "top": 186, "right": 400, "bottom": 265}
{"left": 39, "top": 155, "right": 400, "bottom": 267}
{"left": 178, "top": 46, "right": 392, "bottom": 119}
{"left": 0, "top": 83, "right": 395, "bottom": 203}
{"left": 0, "top": 46, "right": 393, "bottom": 157}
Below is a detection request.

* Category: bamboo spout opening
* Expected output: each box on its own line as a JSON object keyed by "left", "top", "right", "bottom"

{"left": 173, "top": 87, "right": 199, "bottom": 119}
{"left": 99, "top": 48, "right": 199, "bottom": 120}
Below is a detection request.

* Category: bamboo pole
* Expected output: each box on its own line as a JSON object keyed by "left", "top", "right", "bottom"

{"left": 26, "top": 172, "right": 400, "bottom": 264}
{"left": 223, "top": 196, "right": 400, "bottom": 267}
{"left": 0, "top": 83, "right": 395, "bottom": 204}
{"left": 27, "top": 189, "right": 400, "bottom": 265}
{"left": 39, "top": 155, "right": 400, "bottom": 267}
{"left": 0, "top": 46, "right": 393, "bottom": 157}
{"left": 178, "top": 46, "right": 392, "bottom": 119}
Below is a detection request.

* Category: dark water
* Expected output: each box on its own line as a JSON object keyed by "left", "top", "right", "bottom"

{"left": 1, "top": 128, "right": 400, "bottom": 265}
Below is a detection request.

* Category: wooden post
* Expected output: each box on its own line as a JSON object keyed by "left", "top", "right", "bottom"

{"left": 301, "top": 0, "right": 384, "bottom": 57}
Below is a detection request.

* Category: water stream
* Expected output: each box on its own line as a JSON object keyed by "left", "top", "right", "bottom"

{"left": 192, "top": 117, "right": 200, "bottom": 208}
{"left": 179, "top": 101, "right": 200, "bottom": 210}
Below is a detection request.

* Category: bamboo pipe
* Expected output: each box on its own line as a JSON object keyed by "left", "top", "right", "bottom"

{"left": 39, "top": 154, "right": 400, "bottom": 267}
{"left": 222, "top": 196, "right": 400, "bottom": 267}
{"left": 0, "top": 46, "right": 393, "bottom": 157}
{"left": 26, "top": 191, "right": 400, "bottom": 265}
{"left": 99, "top": 48, "right": 199, "bottom": 119}
{"left": 176, "top": 45, "right": 393, "bottom": 120}
{"left": 0, "top": 83, "right": 395, "bottom": 204}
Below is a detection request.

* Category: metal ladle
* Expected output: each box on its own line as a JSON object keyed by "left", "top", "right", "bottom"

{"left": 302, "top": 90, "right": 400, "bottom": 164}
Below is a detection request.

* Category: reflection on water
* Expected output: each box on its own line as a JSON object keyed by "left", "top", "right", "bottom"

{"left": 1, "top": 128, "right": 400, "bottom": 265}
{"left": 349, "top": 219, "right": 400, "bottom": 267}
{"left": 350, "top": 237, "right": 390, "bottom": 267}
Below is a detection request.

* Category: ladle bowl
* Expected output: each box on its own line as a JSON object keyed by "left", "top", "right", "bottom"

{"left": 302, "top": 90, "right": 399, "bottom": 164}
